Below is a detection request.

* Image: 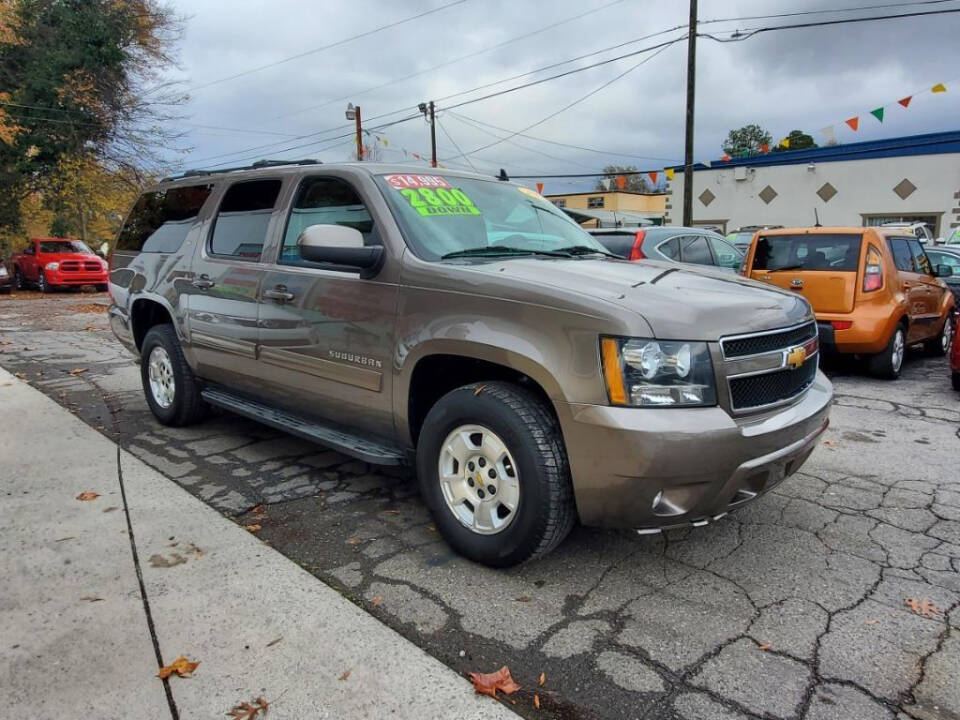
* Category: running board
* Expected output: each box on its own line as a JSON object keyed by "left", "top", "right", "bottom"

{"left": 200, "top": 387, "right": 406, "bottom": 466}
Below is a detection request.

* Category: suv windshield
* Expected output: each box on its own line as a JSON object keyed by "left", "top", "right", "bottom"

{"left": 38, "top": 240, "right": 94, "bottom": 254}
{"left": 752, "top": 234, "right": 862, "bottom": 272}
{"left": 375, "top": 174, "right": 608, "bottom": 261}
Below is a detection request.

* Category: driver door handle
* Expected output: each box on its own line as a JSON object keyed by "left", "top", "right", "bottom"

{"left": 192, "top": 274, "right": 215, "bottom": 290}
{"left": 263, "top": 286, "right": 295, "bottom": 303}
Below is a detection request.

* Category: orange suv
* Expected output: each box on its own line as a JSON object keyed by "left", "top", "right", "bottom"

{"left": 744, "top": 227, "right": 954, "bottom": 379}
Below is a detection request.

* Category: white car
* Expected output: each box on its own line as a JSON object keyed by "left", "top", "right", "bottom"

{"left": 880, "top": 222, "right": 935, "bottom": 244}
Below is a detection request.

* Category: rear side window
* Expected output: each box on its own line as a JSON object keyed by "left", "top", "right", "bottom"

{"left": 888, "top": 237, "right": 913, "bottom": 271}
{"left": 658, "top": 237, "right": 679, "bottom": 259}
{"left": 115, "top": 184, "right": 212, "bottom": 253}
{"left": 209, "top": 179, "right": 282, "bottom": 259}
{"left": 679, "top": 235, "right": 711, "bottom": 264}
{"left": 752, "top": 234, "right": 862, "bottom": 272}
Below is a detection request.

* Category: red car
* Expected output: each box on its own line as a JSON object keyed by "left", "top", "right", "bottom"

{"left": 10, "top": 237, "right": 109, "bottom": 292}
{"left": 952, "top": 314, "right": 960, "bottom": 390}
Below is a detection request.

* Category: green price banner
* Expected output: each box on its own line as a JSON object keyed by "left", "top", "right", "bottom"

{"left": 399, "top": 187, "right": 481, "bottom": 217}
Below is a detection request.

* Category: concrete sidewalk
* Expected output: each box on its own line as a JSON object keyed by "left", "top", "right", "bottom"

{"left": 0, "top": 365, "right": 515, "bottom": 720}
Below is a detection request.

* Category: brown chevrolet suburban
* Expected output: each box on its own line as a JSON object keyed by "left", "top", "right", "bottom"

{"left": 109, "top": 161, "right": 832, "bottom": 566}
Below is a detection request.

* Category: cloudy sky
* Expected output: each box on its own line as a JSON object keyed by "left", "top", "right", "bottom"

{"left": 161, "top": 0, "right": 960, "bottom": 192}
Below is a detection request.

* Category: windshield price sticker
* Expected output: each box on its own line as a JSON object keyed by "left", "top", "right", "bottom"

{"left": 398, "top": 186, "right": 481, "bottom": 217}
{"left": 385, "top": 174, "right": 451, "bottom": 190}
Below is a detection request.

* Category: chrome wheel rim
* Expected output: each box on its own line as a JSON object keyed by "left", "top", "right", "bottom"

{"left": 892, "top": 329, "right": 905, "bottom": 372}
{"left": 147, "top": 346, "right": 175, "bottom": 409}
{"left": 438, "top": 424, "right": 520, "bottom": 535}
{"left": 37, "top": 272, "right": 46, "bottom": 292}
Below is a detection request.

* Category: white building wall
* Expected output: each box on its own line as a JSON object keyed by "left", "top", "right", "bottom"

{"left": 666, "top": 153, "right": 960, "bottom": 237}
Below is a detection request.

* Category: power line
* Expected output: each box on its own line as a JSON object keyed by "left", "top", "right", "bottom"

{"left": 701, "top": 0, "right": 957, "bottom": 25}
{"left": 275, "top": 0, "right": 630, "bottom": 120}
{"left": 435, "top": 118, "right": 478, "bottom": 173}
{"left": 185, "top": 0, "right": 471, "bottom": 92}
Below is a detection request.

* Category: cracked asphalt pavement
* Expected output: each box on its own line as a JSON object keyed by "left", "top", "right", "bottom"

{"left": 2, "top": 291, "right": 958, "bottom": 720}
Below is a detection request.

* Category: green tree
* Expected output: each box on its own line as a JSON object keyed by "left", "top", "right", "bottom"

{"left": 772, "top": 129, "right": 818, "bottom": 152}
{"left": 595, "top": 165, "right": 652, "bottom": 193}
{"left": 0, "top": 0, "right": 184, "bottom": 234}
{"left": 722, "top": 124, "right": 772, "bottom": 156}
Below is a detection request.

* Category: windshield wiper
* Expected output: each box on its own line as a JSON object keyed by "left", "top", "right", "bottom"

{"left": 553, "top": 245, "right": 617, "bottom": 258}
{"left": 441, "top": 245, "right": 569, "bottom": 260}
{"left": 767, "top": 263, "right": 805, "bottom": 272}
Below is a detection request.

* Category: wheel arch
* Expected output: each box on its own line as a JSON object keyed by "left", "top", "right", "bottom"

{"left": 130, "top": 295, "right": 182, "bottom": 351}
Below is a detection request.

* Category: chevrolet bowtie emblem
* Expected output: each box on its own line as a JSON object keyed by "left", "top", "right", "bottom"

{"left": 785, "top": 346, "right": 807, "bottom": 370}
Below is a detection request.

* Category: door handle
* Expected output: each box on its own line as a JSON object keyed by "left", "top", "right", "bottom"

{"left": 263, "top": 286, "right": 295, "bottom": 303}
{"left": 192, "top": 274, "right": 215, "bottom": 290}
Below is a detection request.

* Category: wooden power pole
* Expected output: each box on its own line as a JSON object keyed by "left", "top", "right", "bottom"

{"left": 682, "top": 0, "right": 697, "bottom": 226}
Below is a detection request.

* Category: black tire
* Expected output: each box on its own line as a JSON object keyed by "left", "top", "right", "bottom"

{"left": 96, "top": 283, "right": 109, "bottom": 293}
{"left": 868, "top": 323, "right": 906, "bottom": 379}
{"left": 924, "top": 316, "right": 951, "bottom": 357}
{"left": 953, "top": 372, "right": 960, "bottom": 391}
{"left": 13, "top": 269, "right": 25, "bottom": 290}
{"left": 140, "top": 324, "right": 207, "bottom": 426}
{"left": 0, "top": 286, "right": 10, "bottom": 295}
{"left": 36, "top": 270, "right": 48, "bottom": 293}
{"left": 415, "top": 381, "right": 576, "bottom": 567}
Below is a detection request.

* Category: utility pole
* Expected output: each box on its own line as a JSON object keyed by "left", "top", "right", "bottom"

{"left": 682, "top": 0, "right": 697, "bottom": 226}
{"left": 419, "top": 101, "right": 438, "bottom": 167}
{"left": 346, "top": 103, "right": 363, "bottom": 161}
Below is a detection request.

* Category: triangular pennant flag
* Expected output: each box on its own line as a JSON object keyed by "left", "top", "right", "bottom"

{"left": 665, "top": 167, "right": 675, "bottom": 181}
{"left": 870, "top": 107, "right": 884, "bottom": 123}
{"left": 648, "top": 171, "right": 658, "bottom": 185}
{"left": 760, "top": 143, "right": 769, "bottom": 153}
{"left": 898, "top": 96, "right": 912, "bottom": 107}
{"left": 932, "top": 83, "right": 947, "bottom": 93}
{"left": 721, "top": 154, "right": 731, "bottom": 162}
{"left": 845, "top": 116, "right": 859, "bottom": 131}
{"left": 536, "top": 182, "right": 544, "bottom": 194}
{"left": 616, "top": 175, "right": 626, "bottom": 190}
{"left": 780, "top": 138, "right": 790, "bottom": 149}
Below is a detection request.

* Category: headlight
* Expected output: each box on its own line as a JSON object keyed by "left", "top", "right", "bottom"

{"left": 601, "top": 336, "right": 717, "bottom": 407}
{"left": 45, "top": 261, "right": 59, "bottom": 270}
{"left": 0, "top": 266, "right": 7, "bottom": 276}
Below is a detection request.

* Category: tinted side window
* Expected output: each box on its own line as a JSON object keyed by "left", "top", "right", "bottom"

{"left": 280, "top": 177, "right": 376, "bottom": 268}
{"left": 658, "top": 237, "right": 680, "bottom": 260}
{"left": 116, "top": 185, "right": 212, "bottom": 253}
{"left": 707, "top": 235, "right": 742, "bottom": 268}
{"left": 679, "top": 235, "right": 711, "bottom": 264}
{"left": 888, "top": 237, "right": 914, "bottom": 272}
{"left": 907, "top": 238, "right": 932, "bottom": 274}
{"left": 209, "top": 180, "right": 282, "bottom": 259}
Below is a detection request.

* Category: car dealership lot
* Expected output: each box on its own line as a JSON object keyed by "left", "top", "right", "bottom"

{"left": 1, "top": 292, "right": 958, "bottom": 720}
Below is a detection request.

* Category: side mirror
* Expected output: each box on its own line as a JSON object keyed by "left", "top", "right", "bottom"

{"left": 297, "top": 224, "right": 383, "bottom": 275}
{"left": 935, "top": 264, "right": 953, "bottom": 278}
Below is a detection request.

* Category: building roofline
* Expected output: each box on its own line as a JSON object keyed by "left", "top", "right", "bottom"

{"left": 543, "top": 190, "right": 666, "bottom": 197}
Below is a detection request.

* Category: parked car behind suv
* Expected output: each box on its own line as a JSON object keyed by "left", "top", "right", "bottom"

{"left": 109, "top": 162, "right": 832, "bottom": 566}
{"left": 744, "top": 227, "right": 954, "bottom": 378}
{"left": 10, "top": 237, "right": 109, "bottom": 292}
{"left": 924, "top": 246, "right": 960, "bottom": 305}
{"left": 588, "top": 226, "right": 743, "bottom": 272}
{"left": 0, "top": 254, "right": 10, "bottom": 294}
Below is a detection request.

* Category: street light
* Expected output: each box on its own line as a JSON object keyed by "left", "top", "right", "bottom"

{"left": 346, "top": 103, "right": 362, "bottom": 161}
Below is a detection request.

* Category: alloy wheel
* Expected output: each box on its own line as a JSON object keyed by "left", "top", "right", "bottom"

{"left": 892, "top": 328, "right": 905, "bottom": 373}
{"left": 942, "top": 318, "right": 953, "bottom": 355}
{"left": 147, "top": 345, "right": 176, "bottom": 409}
{"left": 437, "top": 424, "right": 520, "bottom": 535}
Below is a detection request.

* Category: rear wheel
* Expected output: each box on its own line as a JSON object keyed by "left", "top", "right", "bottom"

{"left": 415, "top": 381, "right": 576, "bottom": 567}
{"left": 868, "top": 324, "right": 906, "bottom": 379}
{"left": 13, "top": 269, "right": 25, "bottom": 290}
{"left": 140, "top": 324, "right": 207, "bottom": 426}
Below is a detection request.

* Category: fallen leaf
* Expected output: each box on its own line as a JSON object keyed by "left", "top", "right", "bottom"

{"left": 539, "top": 672, "right": 546, "bottom": 687}
{"left": 226, "top": 696, "right": 269, "bottom": 719}
{"left": 80, "top": 596, "right": 103, "bottom": 602}
{"left": 534, "top": 693, "right": 540, "bottom": 709}
{"left": 149, "top": 553, "right": 187, "bottom": 568}
{"left": 244, "top": 524, "right": 262, "bottom": 532}
{"left": 822, "top": 439, "right": 838, "bottom": 448}
{"left": 372, "top": 595, "right": 383, "bottom": 607}
{"left": 905, "top": 598, "right": 943, "bottom": 618}
{"left": 865, "top": 619, "right": 879, "bottom": 626}
{"left": 83, "top": 325, "right": 96, "bottom": 331}
{"left": 266, "top": 637, "right": 282, "bottom": 647}
{"left": 185, "top": 542, "right": 204, "bottom": 557}
{"left": 474, "top": 385, "right": 486, "bottom": 395}
{"left": 14, "top": 372, "right": 26, "bottom": 380}
{"left": 346, "top": 536, "right": 363, "bottom": 545}
{"left": 76, "top": 491, "right": 100, "bottom": 501}
{"left": 428, "top": 524, "right": 437, "bottom": 532}
{"left": 515, "top": 596, "right": 532, "bottom": 603}
{"left": 102, "top": 506, "right": 119, "bottom": 513}
{"left": 339, "top": 669, "right": 351, "bottom": 681}
{"left": 468, "top": 666, "right": 521, "bottom": 698}
{"left": 68, "top": 367, "right": 88, "bottom": 376}
{"left": 157, "top": 655, "right": 199, "bottom": 679}
{"left": 758, "top": 643, "right": 771, "bottom": 651}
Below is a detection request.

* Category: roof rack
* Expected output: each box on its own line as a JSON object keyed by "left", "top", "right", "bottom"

{"left": 160, "top": 158, "right": 321, "bottom": 182}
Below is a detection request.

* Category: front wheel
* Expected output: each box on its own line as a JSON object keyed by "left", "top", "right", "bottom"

{"left": 36, "top": 270, "right": 49, "bottom": 293}
{"left": 868, "top": 325, "right": 906, "bottom": 379}
{"left": 415, "top": 381, "right": 576, "bottom": 567}
{"left": 140, "top": 324, "right": 207, "bottom": 426}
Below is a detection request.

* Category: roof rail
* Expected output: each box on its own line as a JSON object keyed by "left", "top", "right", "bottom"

{"left": 160, "top": 158, "right": 321, "bottom": 182}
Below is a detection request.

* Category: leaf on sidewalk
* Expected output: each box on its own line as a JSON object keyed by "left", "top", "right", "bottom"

{"left": 468, "top": 666, "right": 521, "bottom": 698}
{"left": 539, "top": 672, "right": 546, "bottom": 687}
{"left": 102, "top": 506, "right": 119, "bottom": 513}
{"left": 758, "top": 643, "right": 771, "bottom": 651}
{"left": 226, "top": 696, "right": 269, "bottom": 719}
{"left": 339, "top": 669, "right": 351, "bottom": 681}
{"left": 905, "top": 598, "right": 943, "bottom": 617}
{"left": 515, "top": 596, "right": 532, "bottom": 603}
{"left": 346, "top": 536, "right": 363, "bottom": 545}
{"left": 534, "top": 693, "right": 540, "bottom": 709}
{"left": 372, "top": 595, "right": 383, "bottom": 607}
{"left": 149, "top": 553, "right": 187, "bottom": 568}
{"left": 80, "top": 596, "right": 103, "bottom": 602}
{"left": 68, "top": 367, "right": 88, "bottom": 376}
{"left": 244, "top": 524, "right": 262, "bottom": 532}
{"left": 157, "top": 655, "right": 199, "bottom": 679}
{"left": 76, "top": 491, "right": 100, "bottom": 501}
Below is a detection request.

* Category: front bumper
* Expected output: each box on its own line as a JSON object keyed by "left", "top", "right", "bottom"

{"left": 556, "top": 371, "right": 832, "bottom": 529}
{"left": 45, "top": 270, "right": 109, "bottom": 286}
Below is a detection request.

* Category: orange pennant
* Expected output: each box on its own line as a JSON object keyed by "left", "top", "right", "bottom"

{"left": 845, "top": 117, "right": 859, "bottom": 131}
{"left": 648, "top": 171, "right": 658, "bottom": 185}
{"left": 616, "top": 175, "right": 626, "bottom": 190}
{"left": 898, "top": 96, "right": 912, "bottom": 108}
{"left": 535, "top": 182, "right": 544, "bottom": 194}
{"left": 721, "top": 154, "right": 731, "bottom": 162}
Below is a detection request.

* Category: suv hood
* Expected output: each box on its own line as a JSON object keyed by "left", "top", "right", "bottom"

{"left": 466, "top": 257, "right": 812, "bottom": 339}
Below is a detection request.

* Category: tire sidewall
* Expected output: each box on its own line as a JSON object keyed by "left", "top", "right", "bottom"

{"left": 416, "top": 388, "right": 555, "bottom": 566}
{"left": 37, "top": 271, "right": 47, "bottom": 293}
{"left": 888, "top": 326, "right": 904, "bottom": 378}
{"left": 140, "top": 327, "right": 184, "bottom": 424}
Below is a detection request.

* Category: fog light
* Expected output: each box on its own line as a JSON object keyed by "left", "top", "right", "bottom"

{"left": 831, "top": 321, "right": 853, "bottom": 331}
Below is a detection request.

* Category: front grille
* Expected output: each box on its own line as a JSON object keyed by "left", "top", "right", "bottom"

{"left": 729, "top": 359, "right": 817, "bottom": 410}
{"left": 59, "top": 260, "right": 101, "bottom": 273}
{"left": 722, "top": 322, "right": 817, "bottom": 359}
